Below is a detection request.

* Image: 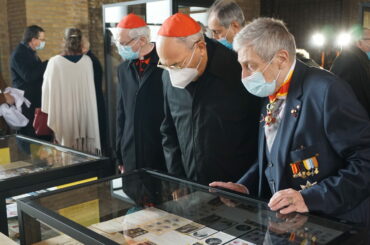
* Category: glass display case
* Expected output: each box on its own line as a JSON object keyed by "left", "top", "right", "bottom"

{"left": 17, "top": 169, "right": 367, "bottom": 245}
{"left": 0, "top": 135, "right": 113, "bottom": 235}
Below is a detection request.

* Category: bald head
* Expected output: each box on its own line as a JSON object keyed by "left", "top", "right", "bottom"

{"left": 157, "top": 37, "right": 193, "bottom": 67}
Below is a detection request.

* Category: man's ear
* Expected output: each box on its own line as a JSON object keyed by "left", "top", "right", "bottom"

{"left": 275, "top": 49, "right": 290, "bottom": 69}
{"left": 230, "top": 20, "right": 241, "bottom": 31}
{"left": 197, "top": 40, "right": 207, "bottom": 57}
{"left": 139, "top": 36, "right": 147, "bottom": 45}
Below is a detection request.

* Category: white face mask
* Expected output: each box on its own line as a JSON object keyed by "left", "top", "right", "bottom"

{"left": 167, "top": 46, "right": 202, "bottom": 89}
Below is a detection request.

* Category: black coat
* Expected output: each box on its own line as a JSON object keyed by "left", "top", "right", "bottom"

{"left": 161, "top": 37, "right": 261, "bottom": 184}
{"left": 10, "top": 42, "right": 47, "bottom": 136}
{"left": 331, "top": 45, "right": 370, "bottom": 117}
{"left": 239, "top": 60, "right": 370, "bottom": 226}
{"left": 116, "top": 47, "right": 166, "bottom": 172}
{"left": 86, "top": 50, "right": 107, "bottom": 152}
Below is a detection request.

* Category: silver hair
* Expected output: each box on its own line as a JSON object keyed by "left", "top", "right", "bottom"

{"left": 127, "top": 26, "right": 151, "bottom": 42}
{"left": 208, "top": 0, "right": 245, "bottom": 27}
{"left": 296, "top": 49, "right": 310, "bottom": 59}
{"left": 173, "top": 31, "right": 204, "bottom": 49}
{"left": 233, "top": 17, "right": 296, "bottom": 61}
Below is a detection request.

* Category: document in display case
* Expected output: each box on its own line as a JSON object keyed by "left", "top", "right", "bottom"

{"left": 17, "top": 169, "right": 367, "bottom": 245}
{"left": 0, "top": 135, "right": 113, "bottom": 235}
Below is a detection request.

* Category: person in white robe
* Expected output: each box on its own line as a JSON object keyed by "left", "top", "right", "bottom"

{"left": 42, "top": 28, "right": 101, "bottom": 155}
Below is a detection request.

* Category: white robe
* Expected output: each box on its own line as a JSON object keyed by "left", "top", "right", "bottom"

{"left": 42, "top": 55, "right": 101, "bottom": 154}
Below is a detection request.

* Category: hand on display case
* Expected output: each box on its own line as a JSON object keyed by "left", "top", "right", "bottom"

{"left": 268, "top": 188, "right": 309, "bottom": 214}
{"left": 208, "top": 182, "right": 249, "bottom": 208}
{"left": 118, "top": 164, "right": 124, "bottom": 174}
{"left": 208, "top": 182, "right": 249, "bottom": 194}
{"left": 267, "top": 212, "right": 308, "bottom": 234}
{"left": 208, "top": 189, "right": 237, "bottom": 208}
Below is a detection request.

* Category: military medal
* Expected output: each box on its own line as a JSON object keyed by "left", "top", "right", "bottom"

{"left": 300, "top": 181, "right": 317, "bottom": 190}
{"left": 290, "top": 155, "right": 319, "bottom": 179}
{"left": 264, "top": 102, "right": 277, "bottom": 126}
{"left": 302, "top": 155, "right": 319, "bottom": 176}
{"left": 312, "top": 155, "right": 319, "bottom": 174}
{"left": 290, "top": 162, "right": 300, "bottom": 178}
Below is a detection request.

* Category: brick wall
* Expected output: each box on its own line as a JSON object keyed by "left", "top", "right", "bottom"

{"left": 2, "top": 0, "right": 27, "bottom": 83}
{"left": 0, "top": 0, "right": 10, "bottom": 82}
{"left": 7, "top": 0, "right": 27, "bottom": 52}
{"left": 1, "top": 0, "right": 90, "bottom": 83}
{"left": 25, "top": 0, "right": 90, "bottom": 61}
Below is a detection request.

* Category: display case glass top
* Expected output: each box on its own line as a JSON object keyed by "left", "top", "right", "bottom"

{"left": 18, "top": 169, "right": 367, "bottom": 245}
{"left": 0, "top": 135, "right": 98, "bottom": 181}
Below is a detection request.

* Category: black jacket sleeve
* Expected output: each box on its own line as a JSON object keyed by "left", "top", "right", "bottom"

{"left": 11, "top": 51, "right": 47, "bottom": 84}
{"left": 116, "top": 71, "right": 125, "bottom": 164}
{"left": 160, "top": 79, "right": 186, "bottom": 177}
{"left": 330, "top": 50, "right": 370, "bottom": 117}
{"left": 301, "top": 80, "right": 370, "bottom": 215}
{"left": 237, "top": 161, "right": 260, "bottom": 195}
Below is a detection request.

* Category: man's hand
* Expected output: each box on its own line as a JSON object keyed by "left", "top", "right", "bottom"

{"left": 209, "top": 181, "right": 249, "bottom": 194}
{"left": 118, "top": 164, "right": 124, "bottom": 174}
{"left": 268, "top": 188, "right": 308, "bottom": 214}
{"left": 4, "top": 93, "right": 15, "bottom": 105}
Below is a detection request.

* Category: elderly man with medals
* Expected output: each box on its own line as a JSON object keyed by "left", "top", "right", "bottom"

{"left": 210, "top": 17, "right": 370, "bottom": 231}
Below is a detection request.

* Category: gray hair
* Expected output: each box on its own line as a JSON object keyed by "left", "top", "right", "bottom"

{"left": 208, "top": 0, "right": 245, "bottom": 27}
{"left": 126, "top": 26, "right": 151, "bottom": 42}
{"left": 233, "top": 17, "right": 296, "bottom": 61}
{"left": 296, "top": 49, "right": 310, "bottom": 59}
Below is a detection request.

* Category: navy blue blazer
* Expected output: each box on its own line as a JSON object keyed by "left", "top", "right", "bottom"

{"left": 238, "top": 60, "right": 370, "bottom": 226}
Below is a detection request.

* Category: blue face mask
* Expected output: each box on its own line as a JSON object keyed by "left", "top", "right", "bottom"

{"left": 367, "top": 52, "right": 370, "bottom": 60}
{"left": 217, "top": 26, "right": 233, "bottom": 49}
{"left": 117, "top": 40, "right": 140, "bottom": 60}
{"left": 218, "top": 38, "right": 233, "bottom": 49}
{"left": 241, "top": 58, "right": 281, "bottom": 97}
{"left": 36, "top": 41, "right": 45, "bottom": 50}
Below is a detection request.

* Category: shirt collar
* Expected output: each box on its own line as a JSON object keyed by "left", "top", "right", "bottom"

{"left": 269, "top": 59, "right": 296, "bottom": 102}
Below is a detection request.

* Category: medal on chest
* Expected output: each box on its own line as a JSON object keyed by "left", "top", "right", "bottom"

{"left": 264, "top": 101, "right": 277, "bottom": 126}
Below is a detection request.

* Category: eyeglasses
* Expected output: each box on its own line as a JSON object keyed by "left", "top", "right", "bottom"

{"left": 120, "top": 38, "right": 136, "bottom": 46}
{"left": 157, "top": 40, "right": 201, "bottom": 70}
{"left": 157, "top": 60, "right": 185, "bottom": 70}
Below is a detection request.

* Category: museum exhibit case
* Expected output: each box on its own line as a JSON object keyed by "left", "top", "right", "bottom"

{"left": 0, "top": 135, "right": 113, "bottom": 235}
{"left": 17, "top": 169, "right": 367, "bottom": 245}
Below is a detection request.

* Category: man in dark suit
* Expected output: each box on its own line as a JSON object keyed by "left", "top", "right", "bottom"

{"left": 330, "top": 28, "right": 370, "bottom": 117}
{"left": 115, "top": 14, "right": 166, "bottom": 173}
{"left": 10, "top": 25, "right": 48, "bottom": 138}
{"left": 156, "top": 13, "right": 260, "bottom": 185}
{"left": 210, "top": 18, "right": 370, "bottom": 228}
